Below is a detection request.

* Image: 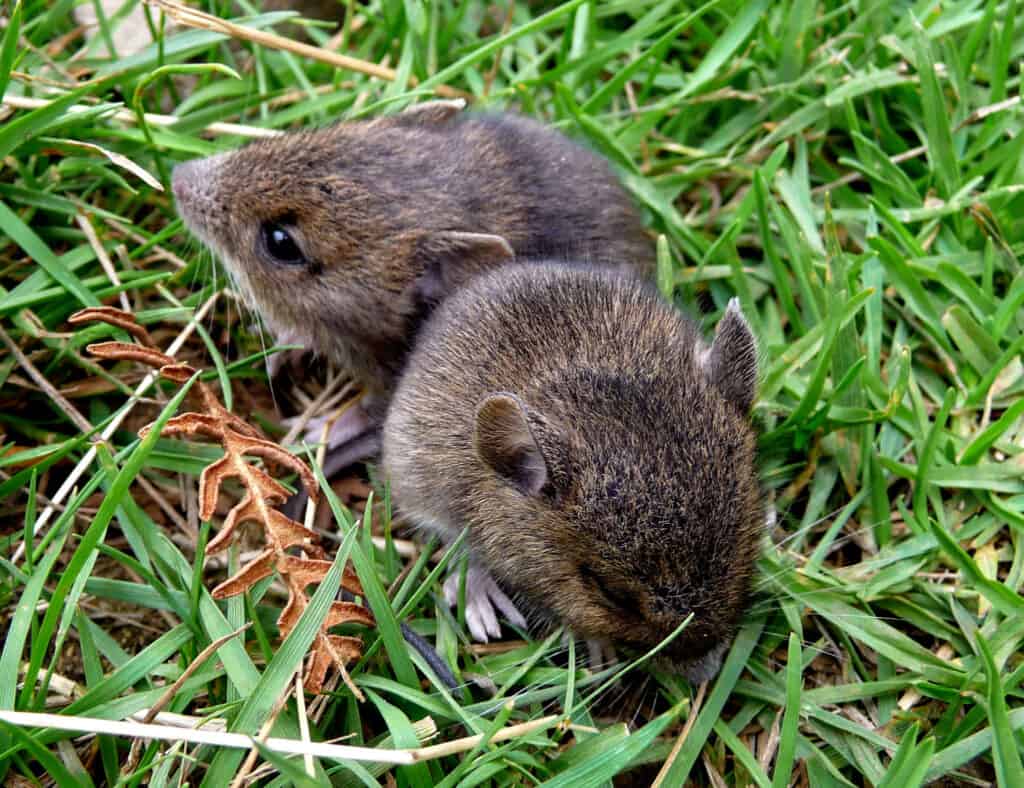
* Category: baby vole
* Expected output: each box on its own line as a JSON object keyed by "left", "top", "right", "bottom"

{"left": 172, "top": 101, "right": 653, "bottom": 465}
{"left": 382, "top": 263, "right": 763, "bottom": 682}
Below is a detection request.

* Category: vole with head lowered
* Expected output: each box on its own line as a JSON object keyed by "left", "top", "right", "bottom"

{"left": 172, "top": 101, "right": 654, "bottom": 468}
{"left": 382, "top": 263, "right": 764, "bottom": 681}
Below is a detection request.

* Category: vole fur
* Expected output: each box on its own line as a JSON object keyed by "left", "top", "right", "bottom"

{"left": 381, "top": 262, "right": 763, "bottom": 682}
{"left": 172, "top": 102, "right": 653, "bottom": 463}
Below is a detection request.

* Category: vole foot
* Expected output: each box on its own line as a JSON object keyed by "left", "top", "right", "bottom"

{"left": 587, "top": 639, "right": 619, "bottom": 670}
{"left": 443, "top": 567, "right": 527, "bottom": 643}
{"left": 561, "top": 632, "right": 617, "bottom": 669}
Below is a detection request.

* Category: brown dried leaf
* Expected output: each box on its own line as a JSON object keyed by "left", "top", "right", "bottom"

{"left": 265, "top": 509, "right": 319, "bottom": 551}
{"left": 206, "top": 396, "right": 262, "bottom": 439}
{"left": 74, "top": 304, "right": 374, "bottom": 697}
{"left": 304, "top": 634, "right": 364, "bottom": 694}
{"left": 197, "top": 454, "right": 291, "bottom": 521}
{"left": 303, "top": 638, "right": 335, "bottom": 695}
{"left": 207, "top": 492, "right": 256, "bottom": 553}
{"left": 149, "top": 412, "right": 226, "bottom": 442}
{"left": 277, "top": 571, "right": 371, "bottom": 638}
{"left": 340, "top": 565, "right": 364, "bottom": 597}
{"left": 87, "top": 341, "right": 175, "bottom": 368}
{"left": 325, "top": 601, "right": 375, "bottom": 629}
{"left": 278, "top": 556, "right": 333, "bottom": 591}
{"left": 326, "top": 634, "right": 365, "bottom": 662}
{"left": 160, "top": 363, "right": 197, "bottom": 383}
{"left": 209, "top": 496, "right": 317, "bottom": 554}
{"left": 223, "top": 429, "right": 317, "bottom": 500}
{"left": 300, "top": 542, "right": 330, "bottom": 561}
{"left": 197, "top": 454, "right": 232, "bottom": 521}
{"left": 69, "top": 306, "right": 155, "bottom": 347}
{"left": 279, "top": 556, "right": 364, "bottom": 597}
{"left": 211, "top": 549, "right": 276, "bottom": 599}
{"left": 277, "top": 585, "right": 307, "bottom": 637}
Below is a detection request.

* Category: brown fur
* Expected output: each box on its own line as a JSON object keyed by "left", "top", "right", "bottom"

{"left": 172, "top": 103, "right": 653, "bottom": 406}
{"left": 382, "top": 263, "right": 764, "bottom": 681}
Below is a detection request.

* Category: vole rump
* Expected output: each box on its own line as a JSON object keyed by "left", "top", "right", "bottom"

{"left": 171, "top": 102, "right": 653, "bottom": 464}
{"left": 381, "top": 263, "right": 763, "bottom": 682}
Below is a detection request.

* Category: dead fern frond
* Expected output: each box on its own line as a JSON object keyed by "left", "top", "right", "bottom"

{"left": 68, "top": 305, "right": 157, "bottom": 347}
{"left": 87, "top": 341, "right": 176, "bottom": 367}
{"left": 71, "top": 307, "right": 373, "bottom": 694}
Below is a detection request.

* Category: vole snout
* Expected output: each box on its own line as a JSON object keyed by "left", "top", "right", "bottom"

{"left": 172, "top": 157, "right": 230, "bottom": 241}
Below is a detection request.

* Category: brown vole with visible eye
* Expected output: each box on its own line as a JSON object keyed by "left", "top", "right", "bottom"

{"left": 171, "top": 101, "right": 653, "bottom": 466}
{"left": 381, "top": 263, "right": 763, "bottom": 682}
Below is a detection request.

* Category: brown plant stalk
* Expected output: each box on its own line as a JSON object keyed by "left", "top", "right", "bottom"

{"left": 70, "top": 305, "right": 372, "bottom": 694}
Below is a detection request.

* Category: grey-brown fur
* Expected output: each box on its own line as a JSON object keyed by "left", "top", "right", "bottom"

{"left": 172, "top": 103, "right": 653, "bottom": 409}
{"left": 382, "top": 263, "right": 763, "bottom": 681}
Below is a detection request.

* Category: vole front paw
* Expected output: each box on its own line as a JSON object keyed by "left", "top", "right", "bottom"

{"left": 443, "top": 566, "right": 527, "bottom": 643}
{"left": 586, "top": 638, "right": 619, "bottom": 670}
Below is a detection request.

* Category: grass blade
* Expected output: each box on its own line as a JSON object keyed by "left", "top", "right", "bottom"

{"left": 772, "top": 633, "right": 803, "bottom": 787}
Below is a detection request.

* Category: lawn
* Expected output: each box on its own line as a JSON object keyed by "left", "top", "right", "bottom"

{"left": 2, "top": 0, "right": 1024, "bottom": 785}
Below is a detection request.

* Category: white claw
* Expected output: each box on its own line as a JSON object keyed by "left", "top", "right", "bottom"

{"left": 467, "top": 593, "right": 500, "bottom": 642}
{"left": 442, "top": 571, "right": 461, "bottom": 608}
{"left": 443, "top": 566, "right": 527, "bottom": 643}
{"left": 488, "top": 582, "right": 528, "bottom": 630}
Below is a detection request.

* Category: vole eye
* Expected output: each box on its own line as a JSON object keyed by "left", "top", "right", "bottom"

{"left": 580, "top": 565, "right": 633, "bottom": 611}
{"left": 260, "top": 222, "right": 305, "bottom": 266}
{"left": 601, "top": 584, "right": 634, "bottom": 611}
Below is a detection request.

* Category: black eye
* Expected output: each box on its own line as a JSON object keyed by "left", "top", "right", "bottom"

{"left": 602, "top": 584, "right": 635, "bottom": 611}
{"left": 261, "top": 222, "right": 305, "bottom": 265}
{"left": 580, "top": 565, "right": 634, "bottom": 611}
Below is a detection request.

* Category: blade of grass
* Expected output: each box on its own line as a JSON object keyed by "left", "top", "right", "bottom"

{"left": 913, "top": 24, "right": 959, "bottom": 198}
{"left": 653, "top": 615, "right": 766, "bottom": 784}
{"left": 977, "top": 633, "right": 1024, "bottom": 785}
{"left": 0, "top": 0, "right": 21, "bottom": 102}
{"left": 772, "top": 633, "right": 803, "bottom": 787}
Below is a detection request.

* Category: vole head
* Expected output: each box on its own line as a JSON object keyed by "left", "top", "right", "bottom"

{"left": 170, "top": 101, "right": 513, "bottom": 386}
{"left": 470, "top": 301, "right": 762, "bottom": 683}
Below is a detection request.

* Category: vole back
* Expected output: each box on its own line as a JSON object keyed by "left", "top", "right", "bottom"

{"left": 382, "top": 263, "right": 763, "bottom": 681}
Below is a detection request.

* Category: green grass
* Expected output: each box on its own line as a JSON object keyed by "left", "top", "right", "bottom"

{"left": 2, "top": 0, "right": 1024, "bottom": 784}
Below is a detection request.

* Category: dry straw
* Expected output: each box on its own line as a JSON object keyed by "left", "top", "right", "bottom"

{"left": 144, "top": 0, "right": 468, "bottom": 99}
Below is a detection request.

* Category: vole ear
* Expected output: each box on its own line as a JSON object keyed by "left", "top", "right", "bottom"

{"left": 704, "top": 298, "right": 758, "bottom": 413}
{"left": 391, "top": 99, "right": 467, "bottom": 125}
{"left": 414, "top": 231, "right": 515, "bottom": 302}
{"left": 475, "top": 393, "right": 551, "bottom": 497}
